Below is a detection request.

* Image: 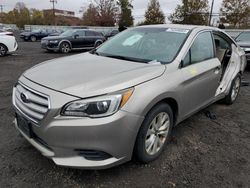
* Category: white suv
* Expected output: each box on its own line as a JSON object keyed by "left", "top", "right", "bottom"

{"left": 0, "top": 35, "right": 18, "bottom": 56}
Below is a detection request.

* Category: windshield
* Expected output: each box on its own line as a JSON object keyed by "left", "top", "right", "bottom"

{"left": 60, "top": 30, "right": 74, "bottom": 37}
{"left": 32, "top": 29, "right": 42, "bottom": 33}
{"left": 236, "top": 32, "right": 250, "bottom": 42}
{"left": 96, "top": 27, "right": 190, "bottom": 64}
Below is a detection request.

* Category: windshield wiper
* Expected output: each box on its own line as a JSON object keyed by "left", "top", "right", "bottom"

{"left": 90, "top": 49, "right": 99, "bottom": 56}
{"left": 102, "top": 54, "right": 148, "bottom": 63}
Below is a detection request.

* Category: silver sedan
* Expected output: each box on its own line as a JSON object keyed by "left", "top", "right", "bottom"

{"left": 12, "top": 24, "right": 246, "bottom": 169}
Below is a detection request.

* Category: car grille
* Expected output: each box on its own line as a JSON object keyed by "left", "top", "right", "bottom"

{"left": 13, "top": 83, "right": 50, "bottom": 124}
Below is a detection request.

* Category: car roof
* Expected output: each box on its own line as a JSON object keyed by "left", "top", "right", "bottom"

{"left": 138, "top": 24, "right": 218, "bottom": 31}
{"left": 73, "top": 29, "right": 98, "bottom": 32}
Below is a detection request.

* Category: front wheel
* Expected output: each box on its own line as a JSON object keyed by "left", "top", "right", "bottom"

{"left": 60, "top": 42, "right": 71, "bottom": 53}
{"left": 30, "top": 36, "right": 37, "bottom": 42}
{"left": 134, "top": 103, "right": 173, "bottom": 163}
{"left": 0, "top": 44, "right": 7, "bottom": 57}
{"left": 223, "top": 74, "right": 241, "bottom": 105}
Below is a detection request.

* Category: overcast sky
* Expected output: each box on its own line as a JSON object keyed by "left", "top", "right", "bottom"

{"left": 2, "top": 0, "right": 222, "bottom": 23}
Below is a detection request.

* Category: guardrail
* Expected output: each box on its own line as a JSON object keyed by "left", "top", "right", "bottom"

{"left": 24, "top": 25, "right": 118, "bottom": 34}
{"left": 23, "top": 25, "right": 250, "bottom": 37}
{"left": 0, "top": 24, "right": 18, "bottom": 30}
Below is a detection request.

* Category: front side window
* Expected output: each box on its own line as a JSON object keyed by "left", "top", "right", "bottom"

{"left": 61, "top": 30, "right": 74, "bottom": 37}
{"left": 96, "top": 27, "right": 190, "bottom": 64}
{"left": 74, "top": 30, "right": 85, "bottom": 37}
{"left": 183, "top": 31, "right": 214, "bottom": 66}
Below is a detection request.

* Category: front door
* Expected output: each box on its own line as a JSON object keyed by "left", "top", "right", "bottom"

{"left": 178, "top": 31, "right": 221, "bottom": 118}
{"left": 71, "top": 30, "right": 86, "bottom": 49}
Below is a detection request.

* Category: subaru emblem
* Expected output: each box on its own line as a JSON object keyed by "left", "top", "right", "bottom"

{"left": 20, "top": 92, "right": 30, "bottom": 103}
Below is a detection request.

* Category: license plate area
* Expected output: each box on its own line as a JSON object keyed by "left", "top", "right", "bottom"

{"left": 16, "top": 114, "right": 33, "bottom": 138}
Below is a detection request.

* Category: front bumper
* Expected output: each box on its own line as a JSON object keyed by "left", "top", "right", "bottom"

{"left": 12, "top": 77, "right": 144, "bottom": 169}
{"left": 14, "top": 110, "right": 143, "bottom": 169}
{"left": 41, "top": 41, "right": 59, "bottom": 51}
{"left": 20, "top": 35, "right": 29, "bottom": 41}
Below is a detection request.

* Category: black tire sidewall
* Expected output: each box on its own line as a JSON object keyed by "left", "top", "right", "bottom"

{"left": 30, "top": 36, "right": 36, "bottom": 42}
{"left": 224, "top": 74, "right": 241, "bottom": 105}
{"left": 134, "top": 103, "right": 174, "bottom": 163}
{"left": 95, "top": 41, "right": 102, "bottom": 48}
{"left": 0, "top": 44, "right": 7, "bottom": 56}
{"left": 60, "top": 42, "right": 71, "bottom": 53}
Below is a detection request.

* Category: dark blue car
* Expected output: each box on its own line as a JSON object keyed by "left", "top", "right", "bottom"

{"left": 20, "top": 29, "right": 60, "bottom": 42}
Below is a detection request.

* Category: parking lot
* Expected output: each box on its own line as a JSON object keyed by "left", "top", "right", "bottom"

{"left": 0, "top": 40, "right": 250, "bottom": 188}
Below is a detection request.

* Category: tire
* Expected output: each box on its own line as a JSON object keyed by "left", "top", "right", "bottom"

{"left": 95, "top": 41, "right": 103, "bottom": 48}
{"left": 30, "top": 36, "right": 37, "bottom": 42}
{"left": 134, "top": 103, "right": 174, "bottom": 163}
{"left": 0, "top": 44, "right": 8, "bottom": 57}
{"left": 223, "top": 74, "right": 241, "bottom": 105}
{"left": 60, "top": 42, "right": 71, "bottom": 53}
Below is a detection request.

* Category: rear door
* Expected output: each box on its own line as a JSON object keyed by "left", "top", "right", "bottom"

{"left": 85, "top": 31, "right": 98, "bottom": 47}
{"left": 212, "top": 31, "right": 242, "bottom": 96}
{"left": 179, "top": 31, "right": 222, "bottom": 118}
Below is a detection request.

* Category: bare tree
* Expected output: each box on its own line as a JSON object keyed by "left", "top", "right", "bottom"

{"left": 220, "top": 0, "right": 250, "bottom": 28}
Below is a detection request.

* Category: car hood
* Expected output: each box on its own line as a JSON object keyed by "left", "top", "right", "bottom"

{"left": 23, "top": 53, "right": 165, "bottom": 98}
{"left": 237, "top": 41, "right": 250, "bottom": 48}
{"left": 20, "top": 31, "right": 33, "bottom": 36}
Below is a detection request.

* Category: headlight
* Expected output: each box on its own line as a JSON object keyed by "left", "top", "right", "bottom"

{"left": 49, "top": 40, "right": 58, "bottom": 43}
{"left": 61, "top": 88, "right": 134, "bottom": 118}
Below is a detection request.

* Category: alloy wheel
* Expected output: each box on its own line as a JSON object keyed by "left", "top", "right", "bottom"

{"left": 31, "top": 36, "right": 37, "bottom": 42}
{"left": 61, "top": 43, "right": 70, "bottom": 53}
{"left": 145, "top": 112, "right": 170, "bottom": 155}
{"left": 231, "top": 77, "right": 241, "bottom": 101}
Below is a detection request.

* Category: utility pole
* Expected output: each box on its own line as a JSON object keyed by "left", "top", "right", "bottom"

{"left": 50, "top": 0, "right": 57, "bottom": 25}
{"left": 0, "top": 5, "right": 4, "bottom": 22}
{"left": 0, "top": 5, "right": 3, "bottom": 13}
{"left": 208, "top": 0, "right": 215, "bottom": 26}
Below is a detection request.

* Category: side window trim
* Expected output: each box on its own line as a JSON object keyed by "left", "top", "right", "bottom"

{"left": 180, "top": 30, "right": 215, "bottom": 68}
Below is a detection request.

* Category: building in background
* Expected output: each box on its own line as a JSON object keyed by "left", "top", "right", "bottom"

{"left": 43, "top": 9, "right": 81, "bottom": 26}
{"left": 43, "top": 9, "right": 75, "bottom": 17}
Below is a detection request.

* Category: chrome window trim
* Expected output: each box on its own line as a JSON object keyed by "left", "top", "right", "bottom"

{"left": 13, "top": 81, "right": 51, "bottom": 125}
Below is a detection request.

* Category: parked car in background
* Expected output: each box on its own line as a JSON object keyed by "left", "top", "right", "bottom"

{"left": 0, "top": 29, "right": 14, "bottom": 36}
{"left": 48, "top": 29, "right": 64, "bottom": 36}
{"left": 12, "top": 25, "right": 246, "bottom": 169}
{"left": 105, "top": 29, "right": 119, "bottom": 40}
{"left": 41, "top": 29, "right": 105, "bottom": 53}
{"left": 0, "top": 35, "right": 18, "bottom": 56}
{"left": 235, "top": 31, "right": 250, "bottom": 68}
{"left": 20, "top": 29, "right": 51, "bottom": 42}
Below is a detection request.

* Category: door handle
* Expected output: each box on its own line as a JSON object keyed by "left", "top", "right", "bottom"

{"left": 214, "top": 66, "right": 221, "bottom": 74}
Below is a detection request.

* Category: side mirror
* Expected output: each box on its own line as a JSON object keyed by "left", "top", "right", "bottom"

{"left": 179, "top": 60, "right": 184, "bottom": 68}
{"left": 74, "top": 34, "right": 79, "bottom": 39}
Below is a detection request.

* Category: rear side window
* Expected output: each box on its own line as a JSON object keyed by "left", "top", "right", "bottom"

{"left": 86, "top": 31, "right": 96, "bottom": 36}
{"left": 183, "top": 31, "right": 214, "bottom": 66}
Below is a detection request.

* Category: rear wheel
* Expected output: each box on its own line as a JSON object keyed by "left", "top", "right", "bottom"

{"left": 223, "top": 74, "right": 241, "bottom": 105}
{"left": 30, "top": 35, "right": 37, "bottom": 42}
{"left": 60, "top": 42, "right": 71, "bottom": 53}
{"left": 0, "top": 44, "right": 7, "bottom": 57}
{"left": 95, "top": 41, "right": 103, "bottom": 48}
{"left": 134, "top": 103, "right": 173, "bottom": 163}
